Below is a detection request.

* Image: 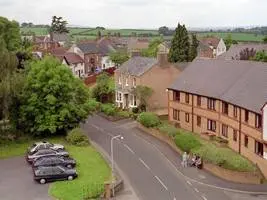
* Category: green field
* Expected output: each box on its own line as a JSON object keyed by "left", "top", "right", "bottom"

{"left": 196, "top": 32, "right": 265, "bottom": 42}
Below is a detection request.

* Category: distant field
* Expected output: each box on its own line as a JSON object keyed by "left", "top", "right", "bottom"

{"left": 196, "top": 32, "right": 265, "bottom": 42}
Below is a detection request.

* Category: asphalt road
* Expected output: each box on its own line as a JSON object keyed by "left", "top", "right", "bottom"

{"left": 83, "top": 115, "right": 267, "bottom": 200}
{"left": 0, "top": 157, "right": 50, "bottom": 200}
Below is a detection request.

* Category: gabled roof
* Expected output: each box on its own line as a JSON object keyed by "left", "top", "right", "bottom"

{"left": 117, "top": 56, "right": 157, "bottom": 76}
{"left": 77, "top": 42, "right": 99, "bottom": 54}
{"left": 97, "top": 38, "right": 116, "bottom": 55}
{"left": 49, "top": 47, "right": 67, "bottom": 56}
{"left": 218, "top": 44, "right": 267, "bottom": 60}
{"left": 169, "top": 58, "right": 267, "bottom": 114}
{"left": 64, "top": 52, "right": 84, "bottom": 65}
{"left": 53, "top": 33, "right": 68, "bottom": 42}
{"left": 199, "top": 37, "right": 220, "bottom": 49}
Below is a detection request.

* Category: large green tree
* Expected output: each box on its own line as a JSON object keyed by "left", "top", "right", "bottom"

{"left": 133, "top": 85, "right": 153, "bottom": 111}
{"left": 189, "top": 34, "right": 199, "bottom": 61}
{"left": 50, "top": 16, "right": 69, "bottom": 34}
{"left": 168, "top": 23, "right": 190, "bottom": 62}
{"left": 15, "top": 57, "right": 92, "bottom": 136}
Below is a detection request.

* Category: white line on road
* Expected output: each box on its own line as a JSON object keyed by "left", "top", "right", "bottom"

{"left": 124, "top": 144, "right": 135, "bottom": 154}
{"left": 186, "top": 180, "right": 192, "bottom": 186}
{"left": 194, "top": 188, "right": 199, "bottom": 193}
{"left": 155, "top": 175, "right": 168, "bottom": 191}
{"left": 91, "top": 124, "right": 99, "bottom": 130}
{"left": 201, "top": 195, "right": 207, "bottom": 200}
{"left": 138, "top": 158, "right": 150, "bottom": 170}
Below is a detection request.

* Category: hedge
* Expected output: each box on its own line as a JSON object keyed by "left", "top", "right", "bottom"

{"left": 137, "top": 112, "right": 161, "bottom": 128}
{"left": 174, "top": 132, "right": 202, "bottom": 153}
{"left": 66, "top": 128, "right": 90, "bottom": 146}
{"left": 100, "top": 104, "right": 116, "bottom": 116}
{"left": 157, "top": 124, "right": 179, "bottom": 138}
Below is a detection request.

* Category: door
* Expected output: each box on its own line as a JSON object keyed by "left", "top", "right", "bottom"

{"left": 125, "top": 94, "right": 129, "bottom": 108}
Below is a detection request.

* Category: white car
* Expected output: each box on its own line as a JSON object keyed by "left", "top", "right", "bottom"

{"left": 28, "top": 141, "right": 64, "bottom": 154}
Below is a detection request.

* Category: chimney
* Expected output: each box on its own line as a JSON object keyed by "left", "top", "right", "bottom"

{"left": 157, "top": 51, "right": 169, "bottom": 67}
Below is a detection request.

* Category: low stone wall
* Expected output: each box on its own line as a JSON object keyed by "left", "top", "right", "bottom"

{"left": 137, "top": 124, "right": 264, "bottom": 184}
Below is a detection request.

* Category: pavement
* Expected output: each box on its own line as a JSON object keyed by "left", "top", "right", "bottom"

{"left": 0, "top": 156, "right": 50, "bottom": 200}
{"left": 83, "top": 115, "right": 267, "bottom": 200}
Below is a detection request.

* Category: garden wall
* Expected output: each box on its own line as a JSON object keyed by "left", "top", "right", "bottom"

{"left": 137, "top": 124, "right": 264, "bottom": 184}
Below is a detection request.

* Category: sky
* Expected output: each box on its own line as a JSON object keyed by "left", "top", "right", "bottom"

{"left": 0, "top": 0, "right": 266, "bottom": 29}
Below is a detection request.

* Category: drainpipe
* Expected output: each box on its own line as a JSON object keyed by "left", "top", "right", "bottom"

{"left": 167, "top": 89, "right": 170, "bottom": 121}
{"left": 238, "top": 107, "right": 242, "bottom": 154}
{"left": 192, "top": 94, "right": 194, "bottom": 132}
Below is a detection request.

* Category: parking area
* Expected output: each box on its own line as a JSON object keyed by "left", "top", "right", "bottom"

{"left": 0, "top": 157, "right": 50, "bottom": 200}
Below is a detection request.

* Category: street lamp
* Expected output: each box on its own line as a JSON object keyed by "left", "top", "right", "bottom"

{"left": 111, "top": 134, "right": 124, "bottom": 197}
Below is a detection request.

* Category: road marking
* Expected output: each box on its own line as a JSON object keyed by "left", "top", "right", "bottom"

{"left": 186, "top": 180, "right": 192, "bottom": 186}
{"left": 91, "top": 124, "right": 99, "bottom": 130}
{"left": 201, "top": 195, "right": 207, "bottom": 200}
{"left": 124, "top": 144, "right": 135, "bottom": 154}
{"left": 138, "top": 158, "right": 150, "bottom": 170}
{"left": 194, "top": 188, "right": 199, "bottom": 193}
{"left": 98, "top": 127, "right": 104, "bottom": 132}
{"left": 155, "top": 175, "right": 168, "bottom": 191}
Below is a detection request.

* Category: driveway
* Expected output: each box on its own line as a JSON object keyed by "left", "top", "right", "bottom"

{"left": 0, "top": 156, "right": 50, "bottom": 200}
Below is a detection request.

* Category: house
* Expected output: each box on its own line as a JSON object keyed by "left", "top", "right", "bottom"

{"left": 68, "top": 39, "right": 116, "bottom": 75}
{"left": 115, "top": 50, "right": 187, "bottom": 114}
{"left": 62, "top": 52, "right": 85, "bottom": 78}
{"left": 127, "top": 38, "right": 149, "bottom": 54}
{"left": 168, "top": 58, "right": 267, "bottom": 178}
{"left": 218, "top": 44, "right": 267, "bottom": 60}
{"left": 198, "top": 37, "right": 226, "bottom": 58}
{"left": 33, "top": 33, "right": 68, "bottom": 51}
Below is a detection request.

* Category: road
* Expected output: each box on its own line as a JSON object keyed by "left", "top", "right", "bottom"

{"left": 82, "top": 115, "right": 267, "bottom": 200}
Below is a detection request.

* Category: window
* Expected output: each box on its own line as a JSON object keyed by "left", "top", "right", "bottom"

{"left": 125, "top": 78, "right": 128, "bottom": 86}
{"left": 173, "top": 109, "right": 178, "bottom": 120}
{"left": 255, "top": 114, "right": 262, "bottom": 129}
{"left": 255, "top": 141, "right": 264, "bottom": 157}
{"left": 244, "top": 135, "right": 248, "bottom": 148}
{"left": 185, "top": 113, "right": 190, "bottom": 123}
{"left": 133, "top": 78, "right": 136, "bottom": 87}
{"left": 233, "top": 130, "right": 237, "bottom": 142}
{"left": 185, "top": 93, "right": 189, "bottom": 104}
{"left": 197, "top": 96, "right": 201, "bottom": 106}
{"left": 207, "top": 98, "right": 216, "bottom": 110}
{"left": 221, "top": 124, "right": 228, "bottom": 138}
{"left": 234, "top": 106, "right": 238, "bottom": 118}
{"left": 131, "top": 95, "right": 137, "bottom": 106}
{"left": 197, "top": 116, "right": 201, "bottom": 127}
{"left": 245, "top": 110, "right": 249, "bottom": 122}
{"left": 173, "top": 91, "right": 180, "bottom": 102}
{"left": 207, "top": 119, "right": 216, "bottom": 132}
{"left": 103, "top": 64, "right": 106, "bottom": 69}
{"left": 118, "top": 76, "right": 121, "bottom": 84}
{"left": 222, "top": 102, "right": 229, "bottom": 115}
{"left": 118, "top": 93, "right": 122, "bottom": 102}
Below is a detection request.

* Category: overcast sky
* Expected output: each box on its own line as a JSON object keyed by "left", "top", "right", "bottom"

{"left": 0, "top": 0, "right": 266, "bottom": 28}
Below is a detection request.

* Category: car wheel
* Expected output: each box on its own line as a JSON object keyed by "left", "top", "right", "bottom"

{"left": 40, "top": 179, "right": 46, "bottom": 184}
{"left": 67, "top": 164, "right": 72, "bottom": 168}
{"left": 67, "top": 176, "right": 73, "bottom": 181}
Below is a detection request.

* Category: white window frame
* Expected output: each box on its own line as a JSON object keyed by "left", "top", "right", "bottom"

{"left": 118, "top": 76, "right": 121, "bottom": 85}
{"left": 116, "top": 92, "right": 122, "bottom": 103}
{"left": 129, "top": 94, "right": 137, "bottom": 107}
{"left": 125, "top": 77, "right": 128, "bottom": 86}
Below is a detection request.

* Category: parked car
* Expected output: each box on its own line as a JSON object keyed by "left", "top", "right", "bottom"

{"left": 33, "top": 156, "right": 76, "bottom": 168}
{"left": 26, "top": 149, "right": 69, "bottom": 163}
{"left": 28, "top": 141, "right": 64, "bottom": 154}
{"left": 33, "top": 165, "right": 78, "bottom": 184}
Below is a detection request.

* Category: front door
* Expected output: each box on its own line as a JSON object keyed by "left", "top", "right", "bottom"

{"left": 125, "top": 94, "right": 129, "bottom": 108}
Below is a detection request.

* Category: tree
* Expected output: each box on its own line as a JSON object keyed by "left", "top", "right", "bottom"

{"left": 224, "top": 34, "right": 237, "bottom": 50}
{"left": 253, "top": 50, "right": 267, "bottom": 62}
{"left": 109, "top": 51, "right": 129, "bottom": 65}
{"left": 239, "top": 48, "right": 256, "bottom": 60}
{"left": 92, "top": 73, "right": 115, "bottom": 103}
{"left": 141, "top": 38, "right": 163, "bottom": 57}
{"left": 189, "top": 33, "right": 199, "bottom": 61}
{"left": 263, "top": 35, "right": 267, "bottom": 43}
{"left": 133, "top": 85, "right": 153, "bottom": 111}
{"left": 50, "top": 16, "right": 69, "bottom": 34}
{"left": 168, "top": 23, "right": 190, "bottom": 62}
{"left": 15, "top": 56, "right": 92, "bottom": 136}
{"left": 97, "top": 30, "right": 102, "bottom": 39}
{"left": 158, "top": 26, "right": 169, "bottom": 36}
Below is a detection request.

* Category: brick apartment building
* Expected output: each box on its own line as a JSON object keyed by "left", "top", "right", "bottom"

{"left": 168, "top": 58, "right": 267, "bottom": 178}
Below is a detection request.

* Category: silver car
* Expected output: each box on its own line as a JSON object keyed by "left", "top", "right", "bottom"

{"left": 28, "top": 142, "right": 64, "bottom": 154}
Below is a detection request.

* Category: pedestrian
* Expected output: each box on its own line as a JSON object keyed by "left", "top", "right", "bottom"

{"left": 181, "top": 152, "right": 188, "bottom": 167}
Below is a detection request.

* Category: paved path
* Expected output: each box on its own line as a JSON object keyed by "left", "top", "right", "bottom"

{"left": 83, "top": 115, "right": 267, "bottom": 200}
{"left": 0, "top": 157, "right": 50, "bottom": 200}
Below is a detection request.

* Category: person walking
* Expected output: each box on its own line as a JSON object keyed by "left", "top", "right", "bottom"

{"left": 181, "top": 152, "right": 188, "bottom": 167}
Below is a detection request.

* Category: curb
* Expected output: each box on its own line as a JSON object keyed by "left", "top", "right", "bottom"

{"left": 135, "top": 127, "right": 267, "bottom": 195}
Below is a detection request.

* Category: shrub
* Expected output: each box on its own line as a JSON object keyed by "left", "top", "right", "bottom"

{"left": 87, "top": 99, "right": 101, "bottom": 112}
{"left": 137, "top": 112, "right": 161, "bottom": 128}
{"left": 158, "top": 124, "right": 179, "bottom": 138}
{"left": 66, "top": 128, "right": 89, "bottom": 146}
{"left": 100, "top": 104, "right": 116, "bottom": 116}
{"left": 174, "top": 132, "right": 202, "bottom": 153}
{"left": 117, "top": 111, "right": 130, "bottom": 118}
{"left": 192, "top": 145, "right": 257, "bottom": 172}
{"left": 132, "top": 107, "right": 139, "bottom": 114}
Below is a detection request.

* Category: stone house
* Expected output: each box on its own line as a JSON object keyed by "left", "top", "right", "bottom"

{"left": 114, "top": 51, "right": 187, "bottom": 114}
{"left": 62, "top": 52, "right": 85, "bottom": 78}
{"left": 198, "top": 37, "right": 226, "bottom": 58}
{"left": 168, "top": 58, "right": 267, "bottom": 178}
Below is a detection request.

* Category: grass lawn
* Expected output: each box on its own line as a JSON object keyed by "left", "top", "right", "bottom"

{"left": 0, "top": 136, "right": 111, "bottom": 199}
